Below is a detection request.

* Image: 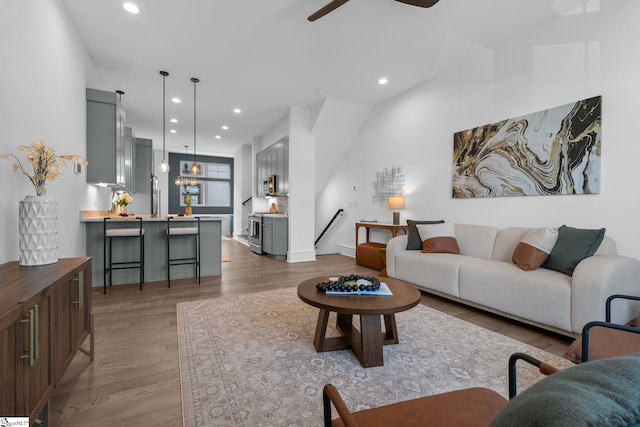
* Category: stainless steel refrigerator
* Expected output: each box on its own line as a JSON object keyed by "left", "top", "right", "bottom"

{"left": 151, "top": 173, "right": 160, "bottom": 216}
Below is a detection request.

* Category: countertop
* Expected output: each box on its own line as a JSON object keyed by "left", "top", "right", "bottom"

{"left": 252, "top": 212, "right": 289, "bottom": 218}
{"left": 80, "top": 210, "right": 223, "bottom": 222}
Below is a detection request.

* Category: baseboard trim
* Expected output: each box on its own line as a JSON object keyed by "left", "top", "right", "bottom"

{"left": 286, "top": 250, "right": 316, "bottom": 263}
{"left": 336, "top": 244, "right": 355, "bottom": 258}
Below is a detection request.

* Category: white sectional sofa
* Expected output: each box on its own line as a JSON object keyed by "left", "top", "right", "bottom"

{"left": 386, "top": 223, "right": 640, "bottom": 337}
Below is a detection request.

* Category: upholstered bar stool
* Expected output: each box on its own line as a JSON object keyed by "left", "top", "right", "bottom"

{"left": 166, "top": 216, "right": 201, "bottom": 287}
{"left": 103, "top": 217, "right": 145, "bottom": 294}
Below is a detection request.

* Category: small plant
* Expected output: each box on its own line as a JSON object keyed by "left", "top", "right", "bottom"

{"left": 114, "top": 192, "right": 133, "bottom": 208}
{"left": 1, "top": 139, "right": 87, "bottom": 196}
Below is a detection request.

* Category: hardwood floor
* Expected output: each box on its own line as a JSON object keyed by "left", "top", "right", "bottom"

{"left": 50, "top": 236, "right": 572, "bottom": 426}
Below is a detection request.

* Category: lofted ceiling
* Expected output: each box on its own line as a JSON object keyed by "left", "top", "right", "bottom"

{"left": 59, "top": 0, "right": 590, "bottom": 157}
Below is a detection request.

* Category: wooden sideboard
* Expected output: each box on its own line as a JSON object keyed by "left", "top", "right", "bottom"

{"left": 0, "top": 257, "right": 94, "bottom": 425}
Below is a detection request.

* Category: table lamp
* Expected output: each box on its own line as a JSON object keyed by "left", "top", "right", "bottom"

{"left": 388, "top": 195, "right": 405, "bottom": 225}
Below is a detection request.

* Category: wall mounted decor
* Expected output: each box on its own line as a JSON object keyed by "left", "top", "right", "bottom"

{"left": 452, "top": 96, "right": 601, "bottom": 198}
{"left": 372, "top": 166, "right": 404, "bottom": 205}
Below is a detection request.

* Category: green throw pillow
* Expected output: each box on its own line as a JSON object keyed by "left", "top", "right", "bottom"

{"left": 406, "top": 219, "right": 445, "bottom": 250}
{"left": 542, "top": 225, "right": 605, "bottom": 276}
{"left": 489, "top": 353, "right": 640, "bottom": 427}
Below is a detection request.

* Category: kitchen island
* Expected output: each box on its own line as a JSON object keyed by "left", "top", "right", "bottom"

{"left": 82, "top": 211, "right": 222, "bottom": 287}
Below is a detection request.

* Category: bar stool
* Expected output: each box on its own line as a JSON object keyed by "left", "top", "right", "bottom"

{"left": 103, "top": 217, "right": 145, "bottom": 294}
{"left": 166, "top": 216, "right": 201, "bottom": 287}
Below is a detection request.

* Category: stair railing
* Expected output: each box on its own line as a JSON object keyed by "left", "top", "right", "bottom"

{"left": 315, "top": 208, "right": 345, "bottom": 247}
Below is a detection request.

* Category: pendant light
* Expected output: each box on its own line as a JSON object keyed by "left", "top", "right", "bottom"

{"left": 159, "top": 70, "right": 170, "bottom": 173}
{"left": 175, "top": 145, "right": 197, "bottom": 186}
{"left": 190, "top": 77, "right": 201, "bottom": 175}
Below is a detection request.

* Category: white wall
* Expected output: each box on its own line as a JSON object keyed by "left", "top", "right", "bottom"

{"left": 0, "top": 0, "right": 102, "bottom": 264}
{"left": 288, "top": 105, "right": 316, "bottom": 262}
{"left": 233, "top": 144, "right": 253, "bottom": 236}
{"left": 318, "top": 2, "right": 640, "bottom": 261}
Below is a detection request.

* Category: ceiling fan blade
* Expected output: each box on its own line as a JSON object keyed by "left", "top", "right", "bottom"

{"left": 308, "top": 0, "right": 350, "bottom": 21}
{"left": 394, "top": 0, "right": 440, "bottom": 8}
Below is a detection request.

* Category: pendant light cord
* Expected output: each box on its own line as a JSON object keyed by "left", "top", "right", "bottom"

{"left": 163, "top": 74, "right": 166, "bottom": 162}
{"left": 159, "top": 70, "right": 170, "bottom": 172}
{"left": 191, "top": 77, "right": 200, "bottom": 174}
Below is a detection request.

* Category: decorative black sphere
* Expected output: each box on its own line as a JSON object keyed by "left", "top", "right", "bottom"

{"left": 316, "top": 275, "right": 382, "bottom": 294}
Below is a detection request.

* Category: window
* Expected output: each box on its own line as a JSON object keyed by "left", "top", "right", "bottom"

{"left": 205, "top": 181, "right": 230, "bottom": 206}
{"left": 205, "top": 163, "right": 230, "bottom": 179}
{"left": 169, "top": 153, "right": 234, "bottom": 214}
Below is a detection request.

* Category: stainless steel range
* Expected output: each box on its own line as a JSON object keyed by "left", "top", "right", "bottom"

{"left": 248, "top": 214, "right": 263, "bottom": 254}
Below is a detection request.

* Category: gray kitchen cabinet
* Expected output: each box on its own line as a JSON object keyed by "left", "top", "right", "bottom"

{"left": 133, "top": 137, "right": 152, "bottom": 194}
{"left": 262, "top": 216, "right": 288, "bottom": 258}
{"left": 262, "top": 217, "right": 273, "bottom": 253}
{"left": 272, "top": 217, "right": 288, "bottom": 256}
{"left": 132, "top": 137, "right": 152, "bottom": 214}
{"left": 122, "top": 127, "right": 135, "bottom": 189}
{"left": 256, "top": 151, "right": 266, "bottom": 195}
{"left": 256, "top": 137, "right": 289, "bottom": 196}
{"left": 277, "top": 145, "right": 286, "bottom": 193}
{"left": 86, "top": 88, "right": 129, "bottom": 188}
{"left": 268, "top": 150, "right": 276, "bottom": 179}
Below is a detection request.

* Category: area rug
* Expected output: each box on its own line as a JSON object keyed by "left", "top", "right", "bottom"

{"left": 177, "top": 287, "right": 573, "bottom": 427}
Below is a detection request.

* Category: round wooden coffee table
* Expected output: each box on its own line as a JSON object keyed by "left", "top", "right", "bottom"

{"left": 297, "top": 276, "right": 421, "bottom": 367}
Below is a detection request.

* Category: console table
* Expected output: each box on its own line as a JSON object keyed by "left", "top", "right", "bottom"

{"left": 355, "top": 222, "right": 408, "bottom": 273}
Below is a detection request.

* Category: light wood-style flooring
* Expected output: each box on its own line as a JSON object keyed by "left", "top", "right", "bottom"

{"left": 50, "top": 236, "right": 573, "bottom": 426}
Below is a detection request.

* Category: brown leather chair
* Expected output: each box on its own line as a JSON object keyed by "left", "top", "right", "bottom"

{"left": 564, "top": 294, "right": 640, "bottom": 363}
{"left": 323, "top": 353, "right": 559, "bottom": 427}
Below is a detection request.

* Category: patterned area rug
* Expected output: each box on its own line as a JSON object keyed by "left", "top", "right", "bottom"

{"left": 177, "top": 287, "right": 573, "bottom": 426}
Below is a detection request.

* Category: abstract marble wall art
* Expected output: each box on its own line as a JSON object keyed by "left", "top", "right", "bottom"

{"left": 452, "top": 96, "right": 601, "bottom": 198}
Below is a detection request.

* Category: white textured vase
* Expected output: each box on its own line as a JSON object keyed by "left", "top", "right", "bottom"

{"left": 19, "top": 195, "right": 58, "bottom": 266}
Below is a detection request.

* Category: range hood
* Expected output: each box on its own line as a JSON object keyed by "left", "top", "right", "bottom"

{"left": 93, "top": 182, "right": 130, "bottom": 191}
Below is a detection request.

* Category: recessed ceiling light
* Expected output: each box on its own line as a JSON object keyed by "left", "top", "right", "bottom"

{"left": 170, "top": 118, "right": 178, "bottom": 123}
{"left": 221, "top": 125, "right": 229, "bottom": 130}
{"left": 233, "top": 108, "right": 242, "bottom": 114}
{"left": 172, "top": 97, "right": 181, "bottom": 103}
{"left": 378, "top": 77, "right": 389, "bottom": 85}
{"left": 215, "top": 135, "right": 222, "bottom": 139}
{"left": 123, "top": 2, "right": 139, "bottom": 14}
{"left": 170, "top": 129, "right": 177, "bottom": 134}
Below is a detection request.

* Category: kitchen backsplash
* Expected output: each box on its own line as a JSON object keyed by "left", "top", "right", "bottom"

{"left": 255, "top": 195, "right": 288, "bottom": 214}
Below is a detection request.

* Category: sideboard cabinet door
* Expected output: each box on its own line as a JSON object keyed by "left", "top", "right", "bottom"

{"left": 18, "top": 291, "right": 54, "bottom": 421}
{"left": 0, "top": 304, "right": 24, "bottom": 416}
{"left": 53, "top": 261, "right": 92, "bottom": 383}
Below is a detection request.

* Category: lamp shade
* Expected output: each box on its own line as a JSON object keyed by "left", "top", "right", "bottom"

{"left": 388, "top": 195, "right": 405, "bottom": 210}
